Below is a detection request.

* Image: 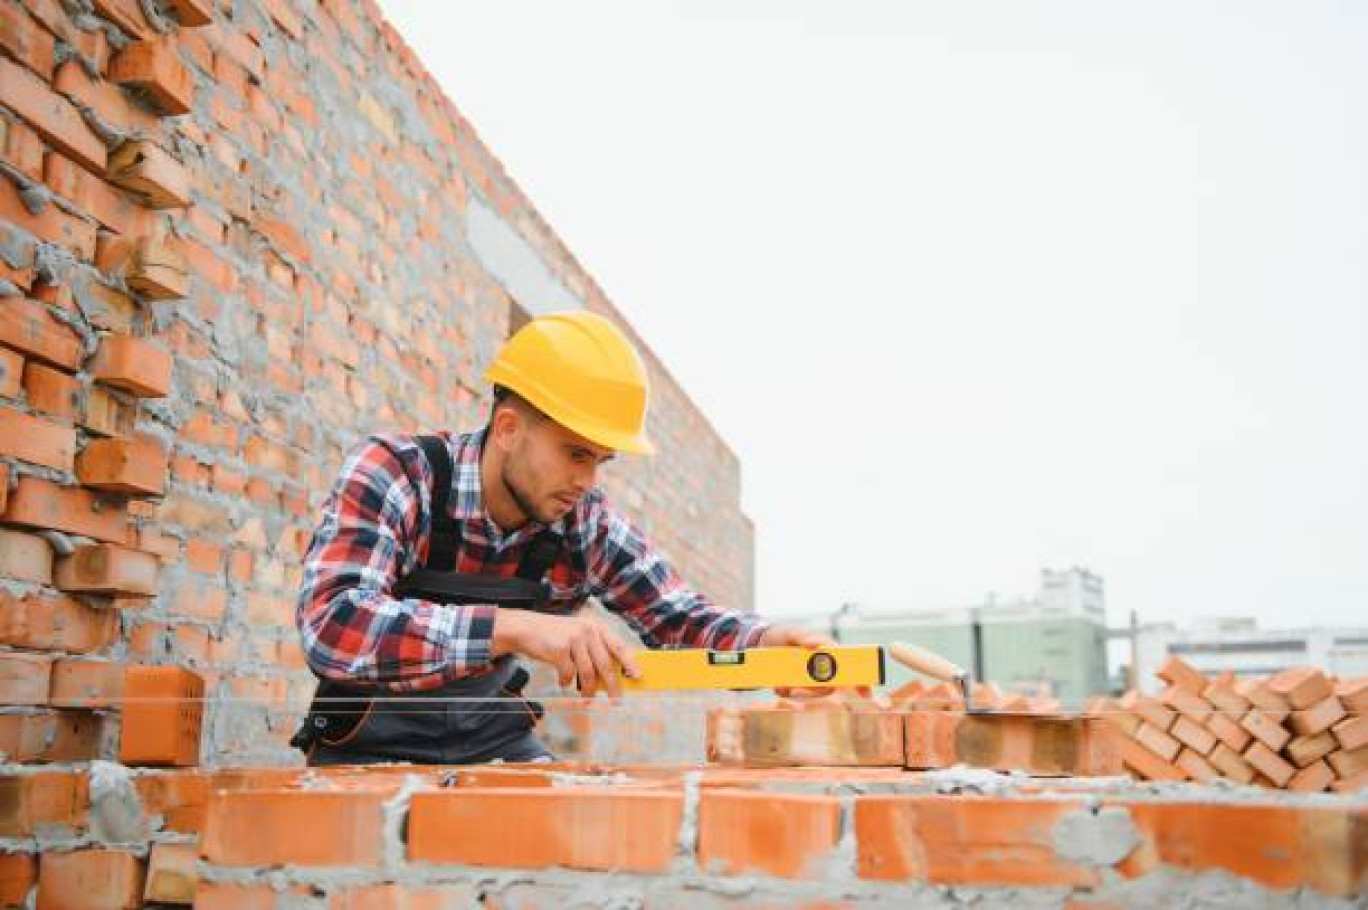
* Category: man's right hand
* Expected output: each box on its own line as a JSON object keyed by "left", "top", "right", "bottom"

{"left": 491, "top": 609, "right": 641, "bottom": 698}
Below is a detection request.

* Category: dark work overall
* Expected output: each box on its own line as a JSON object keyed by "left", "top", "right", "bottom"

{"left": 290, "top": 436, "right": 559, "bottom": 766}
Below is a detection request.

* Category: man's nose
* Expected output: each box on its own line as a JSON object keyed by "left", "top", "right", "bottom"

{"left": 572, "top": 461, "right": 598, "bottom": 492}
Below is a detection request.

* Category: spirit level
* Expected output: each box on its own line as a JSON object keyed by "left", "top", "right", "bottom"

{"left": 618, "top": 645, "right": 886, "bottom": 691}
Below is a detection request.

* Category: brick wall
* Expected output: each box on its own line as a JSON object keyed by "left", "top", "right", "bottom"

{"left": 0, "top": 0, "right": 753, "bottom": 768}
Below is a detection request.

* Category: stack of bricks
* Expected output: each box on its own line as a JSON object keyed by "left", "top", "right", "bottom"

{"left": 708, "top": 691, "right": 1125, "bottom": 777}
{"left": 1094, "top": 655, "right": 1367, "bottom": 793}
{"left": 2, "top": 761, "right": 1364, "bottom": 907}
{"left": 3, "top": 0, "right": 754, "bottom": 776}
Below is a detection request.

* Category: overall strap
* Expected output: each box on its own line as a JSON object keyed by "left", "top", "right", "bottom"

{"left": 414, "top": 435, "right": 457, "bottom": 571}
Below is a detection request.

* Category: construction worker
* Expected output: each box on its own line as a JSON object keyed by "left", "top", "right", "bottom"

{"left": 291, "top": 310, "right": 832, "bottom": 765}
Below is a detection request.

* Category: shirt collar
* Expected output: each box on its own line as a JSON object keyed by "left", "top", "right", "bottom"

{"left": 449, "top": 427, "right": 573, "bottom": 539}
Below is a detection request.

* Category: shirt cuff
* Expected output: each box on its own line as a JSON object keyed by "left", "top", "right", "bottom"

{"left": 431, "top": 602, "right": 498, "bottom": 674}
{"left": 738, "top": 617, "right": 772, "bottom": 649}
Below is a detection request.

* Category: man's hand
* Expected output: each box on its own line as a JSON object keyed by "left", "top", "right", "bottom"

{"left": 492, "top": 609, "right": 640, "bottom": 697}
{"left": 758, "top": 624, "right": 846, "bottom": 699}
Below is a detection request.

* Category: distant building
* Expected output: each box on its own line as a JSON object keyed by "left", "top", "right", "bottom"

{"left": 1134, "top": 617, "right": 1368, "bottom": 693}
{"left": 831, "top": 568, "right": 1109, "bottom": 704}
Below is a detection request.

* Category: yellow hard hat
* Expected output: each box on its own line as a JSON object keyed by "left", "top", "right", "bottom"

{"left": 484, "top": 310, "right": 655, "bottom": 455}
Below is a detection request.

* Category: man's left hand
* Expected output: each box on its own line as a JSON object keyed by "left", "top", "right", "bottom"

{"left": 757, "top": 624, "right": 847, "bottom": 699}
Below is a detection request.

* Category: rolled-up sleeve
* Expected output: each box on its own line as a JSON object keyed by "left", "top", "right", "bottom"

{"left": 586, "top": 500, "right": 769, "bottom": 650}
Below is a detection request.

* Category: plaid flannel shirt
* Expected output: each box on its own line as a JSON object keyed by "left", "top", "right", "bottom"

{"left": 296, "top": 428, "right": 770, "bottom": 691}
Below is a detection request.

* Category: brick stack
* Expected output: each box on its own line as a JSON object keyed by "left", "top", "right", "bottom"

{"left": 1096, "top": 655, "right": 1367, "bottom": 793}
{"left": 708, "top": 692, "right": 1124, "bottom": 776}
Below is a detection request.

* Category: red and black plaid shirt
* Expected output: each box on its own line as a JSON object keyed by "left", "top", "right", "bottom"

{"left": 296, "top": 429, "right": 769, "bottom": 691}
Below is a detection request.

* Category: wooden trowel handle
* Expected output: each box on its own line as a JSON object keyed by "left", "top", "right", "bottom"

{"left": 888, "top": 642, "right": 967, "bottom": 684}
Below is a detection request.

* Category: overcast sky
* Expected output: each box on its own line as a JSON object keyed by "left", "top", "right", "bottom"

{"left": 378, "top": 1, "right": 1367, "bottom": 631}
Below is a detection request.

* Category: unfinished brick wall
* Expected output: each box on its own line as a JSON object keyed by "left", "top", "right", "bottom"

{"left": 0, "top": 0, "right": 753, "bottom": 769}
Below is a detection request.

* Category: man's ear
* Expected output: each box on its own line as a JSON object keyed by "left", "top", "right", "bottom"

{"left": 489, "top": 403, "right": 520, "bottom": 451}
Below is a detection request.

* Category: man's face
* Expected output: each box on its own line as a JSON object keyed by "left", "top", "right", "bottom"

{"left": 495, "top": 404, "right": 616, "bottom": 524}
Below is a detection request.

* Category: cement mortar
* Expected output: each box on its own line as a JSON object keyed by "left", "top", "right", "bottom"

{"left": 1052, "top": 804, "right": 1141, "bottom": 866}
{"left": 87, "top": 760, "right": 150, "bottom": 844}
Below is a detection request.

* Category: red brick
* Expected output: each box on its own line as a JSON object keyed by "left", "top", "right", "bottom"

{"left": 164, "top": 0, "right": 213, "bottom": 27}
{"left": 49, "top": 658, "right": 126, "bottom": 708}
{"left": 89, "top": 334, "right": 174, "bottom": 397}
{"left": 1203, "top": 679, "right": 1251, "bottom": 716}
{"left": 1173, "top": 748, "right": 1219, "bottom": 783}
{"left": 131, "top": 769, "right": 208, "bottom": 834}
{"left": 0, "top": 589, "right": 119, "bottom": 652}
{"left": 902, "top": 710, "right": 1120, "bottom": 775}
{"left": 1155, "top": 653, "right": 1207, "bottom": 694}
{"left": 857, "top": 795, "right": 1097, "bottom": 887}
{"left": 256, "top": 214, "right": 310, "bottom": 263}
{"left": 118, "top": 666, "right": 204, "bottom": 766}
{"left": 1132, "top": 721, "right": 1181, "bottom": 762}
{"left": 1269, "top": 667, "right": 1334, "bottom": 710}
{"left": 0, "top": 57, "right": 105, "bottom": 172}
{"left": 76, "top": 435, "right": 169, "bottom": 494}
{"left": 1119, "top": 734, "right": 1185, "bottom": 781}
{"left": 0, "top": 405, "right": 76, "bottom": 470}
{"left": 1236, "top": 679, "right": 1290, "bottom": 723}
{"left": 205, "top": 21, "right": 263, "bottom": 80}
{"left": 125, "top": 235, "right": 188, "bottom": 299}
{"left": 0, "top": 852, "right": 36, "bottom": 907}
{"left": 1287, "top": 759, "right": 1335, "bottom": 793}
{"left": 408, "top": 788, "right": 683, "bottom": 872}
{"left": 106, "top": 140, "right": 190, "bottom": 209}
{"left": 1, "top": 475, "right": 130, "bottom": 543}
{"left": 0, "top": 650, "right": 53, "bottom": 705}
{"left": 1244, "top": 740, "right": 1296, "bottom": 787}
{"left": 108, "top": 36, "right": 194, "bottom": 115}
{"left": 0, "top": 771, "right": 87, "bottom": 836}
{"left": 42, "top": 151, "right": 152, "bottom": 236}
{"left": 1131, "top": 695, "right": 1175, "bottom": 731}
{"left": 23, "top": 362, "right": 81, "bottom": 421}
{"left": 1169, "top": 714, "right": 1217, "bottom": 756}
{"left": 82, "top": 385, "right": 137, "bottom": 437}
{"left": 201, "top": 789, "right": 388, "bottom": 866}
{"left": 1207, "top": 742, "right": 1257, "bottom": 784}
{"left": 0, "top": 344, "right": 21, "bottom": 397}
{"left": 142, "top": 842, "right": 197, "bottom": 904}
{"left": 1240, "top": 707, "right": 1291, "bottom": 751}
{"left": 708, "top": 704, "right": 904, "bottom": 767}
{"left": 91, "top": 0, "right": 153, "bottom": 38}
{"left": 54, "top": 543, "right": 159, "bottom": 595}
{"left": 1203, "top": 709, "right": 1252, "bottom": 753}
{"left": 698, "top": 790, "right": 840, "bottom": 879}
{"left": 37, "top": 849, "right": 144, "bottom": 910}
{"left": 1288, "top": 694, "right": 1347, "bottom": 738}
{"left": 1327, "top": 746, "right": 1366, "bottom": 779}
{"left": 0, "top": 711, "right": 102, "bottom": 762}
{"left": 0, "top": 172, "right": 97, "bottom": 259}
{"left": 0, "top": 2, "right": 58, "bottom": 79}
{"left": 1331, "top": 767, "right": 1367, "bottom": 792}
{"left": 1117, "top": 801, "right": 1362, "bottom": 898}
{"left": 180, "top": 236, "right": 238, "bottom": 291}
{"left": 1332, "top": 714, "right": 1368, "bottom": 752}
{"left": 1, "top": 112, "right": 45, "bottom": 181}
{"left": 1287, "top": 730, "right": 1339, "bottom": 768}
{"left": 0, "top": 527, "right": 54, "bottom": 583}
{"left": 1337, "top": 677, "right": 1368, "bottom": 713}
{"left": 0, "top": 296, "right": 84, "bottom": 369}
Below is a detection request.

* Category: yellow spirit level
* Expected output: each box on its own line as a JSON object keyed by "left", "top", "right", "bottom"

{"left": 619, "top": 645, "right": 886, "bottom": 692}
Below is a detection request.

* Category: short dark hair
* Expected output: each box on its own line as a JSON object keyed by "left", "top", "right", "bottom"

{"left": 488, "top": 385, "right": 545, "bottom": 426}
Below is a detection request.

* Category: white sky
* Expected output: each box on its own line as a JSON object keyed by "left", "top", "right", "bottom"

{"left": 378, "top": 1, "right": 1368, "bottom": 631}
